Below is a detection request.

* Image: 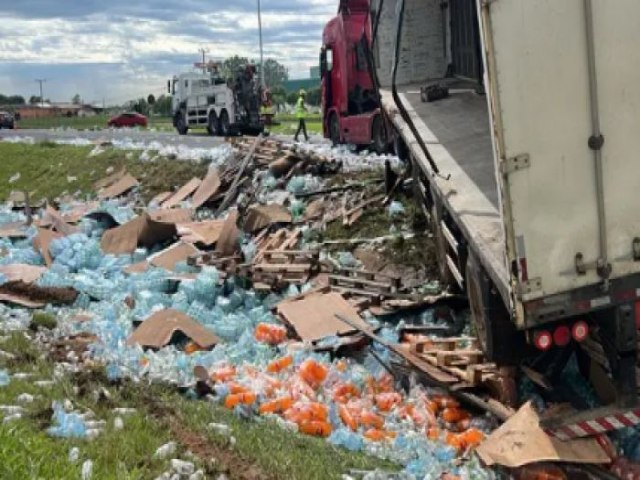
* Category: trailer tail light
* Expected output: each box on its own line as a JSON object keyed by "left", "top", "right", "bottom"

{"left": 572, "top": 321, "right": 589, "bottom": 343}
{"left": 534, "top": 330, "right": 553, "bottom": 351}
{"left": 635, "top": 301, "right": 640, "bottom": 329}
{"left": 553, "top": 325, "right": 571, "bottom": 347}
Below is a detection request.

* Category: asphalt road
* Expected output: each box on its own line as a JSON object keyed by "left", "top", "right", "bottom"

{"left": 0, "top": 128, "right": 225, "bottom": 149}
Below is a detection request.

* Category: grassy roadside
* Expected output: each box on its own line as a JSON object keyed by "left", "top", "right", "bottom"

{"left": 267, "top": 114, "right": 322, "bottom": 136}
{"left": 13, "top": 113, "right": 321, "bottom": 136}
{"left": 0, "top": 142, "right": 209, "bottom": 203}
{"left": 15, "top": 115, "right": 173, "bottom": 131}
{"left": 0, "top": 330, "right": 396, "bottom": 480}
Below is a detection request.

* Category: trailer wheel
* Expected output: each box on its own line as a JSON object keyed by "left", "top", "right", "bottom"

{"left": 218, "top": 110, "right": 230, "bottom": 137}
{"left": 431, "top": 204, "right": 456, "bottom": 289}
{"left": 175, "top": 113, "right": 188, "bottom": 135}
{"left": 371, "top": 115, "right": 386, "bottom": 154}
{"left": 207, "top": 112, "right": 219, "bottom": 136}
{"left": 466, "top": 252, "right": 525, "bottom": 365}
{"left": 329, "top": 113, "right": 340, "bottom": 146}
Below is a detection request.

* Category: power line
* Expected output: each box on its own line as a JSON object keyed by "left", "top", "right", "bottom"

{"left": 198, "top": 47, "right": 210, "bottom": 74}
{"left": 34, "top": 78, "right": 47, "bottom": 107}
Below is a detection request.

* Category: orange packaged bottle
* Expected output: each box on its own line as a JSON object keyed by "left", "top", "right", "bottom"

{"left": 224, "top": 392, "right": 257, "bottom": 409}
{"left": 211, "top": 365, "right": 235, "bottom": 382}
{"left": 375, "top": 392, "right": 402, "bottom": 411}
{"left": 427, "top": 426, "right": 440, "bottom": 440}
{"left": 360, "top": 411, "right": 384, "bottom": 429}
{"left": 298, "top": 359, "right": 328, "bottom": 387}
{"left": 259, "top": 396, "right": 294, "bottom": 415}
{"left": 267, "top": 355, "right": 293, "bottom": 374}
{"left": 458, "top": 428, "right": 485, "bottom": 449}
{"left": 339, "top": 404, "right": 358, "bottom": 431}
{"left": 227, "top": 382, "right": 250, "bottom": 394}
{"left": 445, "top": 431, "right": 464, "bottom": 451}
{"left": 441, "top": 407, "right": 470, "bottom": 424}
{"left": 299, "top": 420, "right": 332, "bottom": 437}
{"left": 333, "top": 383, "right": 360, "bottom": 403}
{"left": 255, "top": 323, "right": 287, "bottom": 345}
{"left": 364, "top": 428, "right": 397, "bottom": 441}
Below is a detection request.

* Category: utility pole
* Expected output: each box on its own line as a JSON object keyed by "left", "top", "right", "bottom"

{"left": 35, "top": 78, "right": 46, "bottom": 107}
{"left": 198, "top": 47, "right": 209, "bottom": 74}
{"left": 257, "top": 0, "right": 265, "bottom": 88}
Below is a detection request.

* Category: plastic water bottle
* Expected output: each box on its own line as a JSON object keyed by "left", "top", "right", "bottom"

{"left": 208, "top": 423, "right": 231, "bottom": 436}
{"left": 114, "top": 417, "right": 124, "bottom": 430}
{"left": 81, "top": 460, "right": 93, "bottom": 480}
{"left": 170, "top": 459, "right": 195, "bottom": 476}
{"left": 153, "top": 441, "right": 177, "bottom": 459}
{"left": 68, "top": 447, "right": 80, "bottom": 463}
{"left": 0, "top": 370, "right": 10, "bottom": 387}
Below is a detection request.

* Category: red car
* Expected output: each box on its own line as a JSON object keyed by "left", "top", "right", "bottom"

{"left": 108, "top": 112, "right": 148, "bottom": 128}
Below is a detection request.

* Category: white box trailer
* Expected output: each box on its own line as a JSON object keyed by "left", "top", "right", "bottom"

{"left": 372, "top": 0, "right": 640, "bottom": 427}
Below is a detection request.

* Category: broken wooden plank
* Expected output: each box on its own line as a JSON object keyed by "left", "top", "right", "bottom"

{"left": 216, "top": 135, "right": 262, "bottom": 215}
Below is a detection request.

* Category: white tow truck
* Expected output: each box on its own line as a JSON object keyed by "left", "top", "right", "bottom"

{"left": 169, "top": 64, "right": 264, "bottom": 136}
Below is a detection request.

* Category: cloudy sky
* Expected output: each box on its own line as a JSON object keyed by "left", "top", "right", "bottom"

{"left": 0, "top": 0, "right": 335, "bottom": 105}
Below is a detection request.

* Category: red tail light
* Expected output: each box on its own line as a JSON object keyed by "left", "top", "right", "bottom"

{"left": 553, "top": 325, "right": 571, "bottom": 347}
{"left": 635, "top": 301, "right": 640, "bottom": 329}
{"left": 572, "top": 321, "right": 589, "bottom": 342}
{"left": 534, "top": 330, "right": 553, "bottom": 351}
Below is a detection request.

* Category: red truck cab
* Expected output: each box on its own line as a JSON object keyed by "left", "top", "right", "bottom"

{"left": 321, "top": 0, "right": 388, "bottom": 152}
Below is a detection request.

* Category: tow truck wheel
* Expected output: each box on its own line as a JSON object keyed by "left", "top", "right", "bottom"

{"left": 329, "top": 113, "right": 340, "bottom": 146}
{"left": 175, "top": 113, "right": 188, "bottom": 135}
{"left": 207, "top": 112, "right": 219, "bottom": 136}
{"left": 371, "top": 115, "right": 386, "bottom": 154}
{"left": 218, "top": 110, "right": 230, "bottom": 137}
{"left": 431, "top": 204, "right": 456, "bottom": 289}
{"left": 466, "top": 252, "right": 526, "bottom": 365}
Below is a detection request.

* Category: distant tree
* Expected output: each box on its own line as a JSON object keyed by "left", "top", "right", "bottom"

{"left": 270, "top": 86, "right": 287, "bottom": 109}
{"left": 147, "top": 94, "right": 156, "bottom": 105}
{"left": 29, "top": 95, "right": 41, "bottom": 105}
{"left": 263, "top": 59, "right": 289, "bottom": 88}
{"left": 71, "top": 94, "right": 82, "bottom": 105}
{"left": 306, "top": 87, "right": 321, "bottom": 106}
{"left": 152, "top": 95, "right": 172, "bottom": 116}
{"left": 133, "top": 98, "right": 149, "bottom": 115}
{"left": 221, "top": 55, "right": 251, "bottom": 82}
{"left": 286, "top": 91, "right": 299, "bottom": 105}
{"left": 0, "top": 95, "right": 25, "bottom": 106}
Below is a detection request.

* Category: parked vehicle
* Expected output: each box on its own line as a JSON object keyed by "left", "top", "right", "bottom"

{"left": 108, "top": 112, "right": 148, "bottom": 128}
{"left": 169, "top": 63, "right": 264, "bottom": 136}
{"left": 0, "top": 111, "right": 15, "bottom": 129}
{"left": 371, "top": 0, "right": 639, "bottom": 434}
{"left": 320, "top": 0, "right": 389, "bottom": 153}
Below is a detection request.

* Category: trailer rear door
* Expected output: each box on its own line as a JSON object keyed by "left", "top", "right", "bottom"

{"left": 479, "top": 0, "right": 640, "bottom": 304}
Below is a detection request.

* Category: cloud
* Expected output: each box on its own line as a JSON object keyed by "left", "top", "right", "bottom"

{"left": 0, "top": 0, "right": 336, "bottom": 103}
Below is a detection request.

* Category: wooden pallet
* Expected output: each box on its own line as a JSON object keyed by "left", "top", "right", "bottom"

{"left": 407, "top": 337, "right": 501, "bottom": 386}
{"left": 329, "top": 267, "right": 401, "bottom": 293}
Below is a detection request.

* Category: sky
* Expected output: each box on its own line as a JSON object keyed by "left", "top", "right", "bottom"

{"left": 0, "top": 0, "right": 336, "bottom": 105}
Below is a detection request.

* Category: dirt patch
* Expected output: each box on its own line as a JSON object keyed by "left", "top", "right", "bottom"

{"left": 143, "top": 396, "right": 272, "bottom": 480}
{"left": 28, "top": 405, "right": 54, "bottom": 430}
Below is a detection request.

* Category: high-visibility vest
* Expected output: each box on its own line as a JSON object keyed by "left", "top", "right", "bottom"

{"left": 295, "top": 96, "right": 306, "bottom": 119}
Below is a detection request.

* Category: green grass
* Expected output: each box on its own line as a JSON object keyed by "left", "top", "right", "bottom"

{"left": 0, "top": 330, "right": 396, "bottom": 480}
{"left": 16, "top": 114, "right": 173, "bottom": 131}
{"left": 30, "top": 312, "right": 57, "bottom": 331}
{"left": 0, "top": 142, "right": 209, "bottom": 203}
{"left": 268, "top": 114, "right": 323, "bottom": 136}
{"left": 0, "top": 333, "right": 176, "bottom": 480}
{"left": 15, "top": 112, "right": 321, "bottom": 136}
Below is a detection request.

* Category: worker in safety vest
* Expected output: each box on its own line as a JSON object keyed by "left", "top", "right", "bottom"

{"left": 294, "top": 89, "right": 309, "bottom": 142}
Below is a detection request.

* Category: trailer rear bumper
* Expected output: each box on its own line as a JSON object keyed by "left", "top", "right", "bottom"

{"left": 523, "top": 272, "right": 640, "bottom": 329}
